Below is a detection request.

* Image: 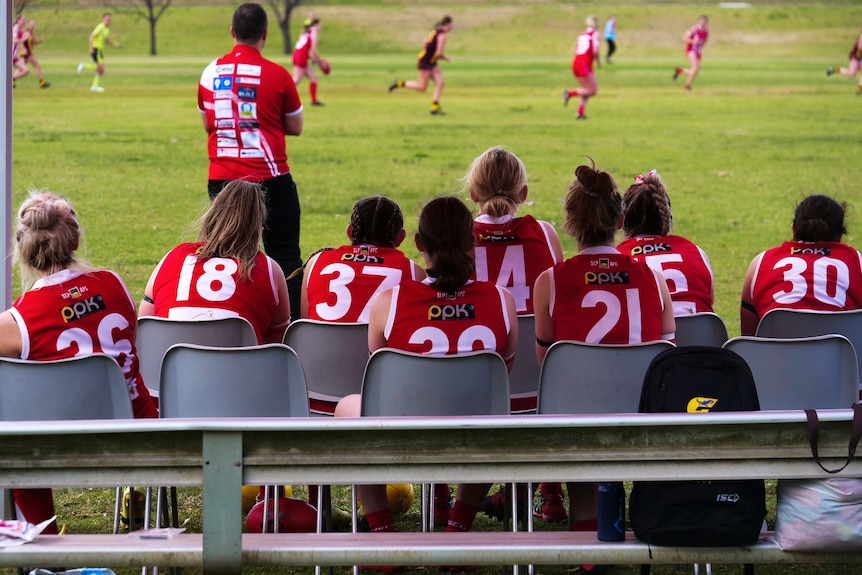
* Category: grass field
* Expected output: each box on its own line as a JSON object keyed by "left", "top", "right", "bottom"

{"left": 6, "top": 1, "right": 862, "bottom": 573}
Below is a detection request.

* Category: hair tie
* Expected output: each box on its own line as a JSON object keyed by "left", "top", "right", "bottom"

{"left": 634, "top": 168, "right": 658, "bottom": 185}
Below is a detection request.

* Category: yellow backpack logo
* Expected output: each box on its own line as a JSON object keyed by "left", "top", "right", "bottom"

{"left": 687, "top": 397, "right": 718, "bottom": 413}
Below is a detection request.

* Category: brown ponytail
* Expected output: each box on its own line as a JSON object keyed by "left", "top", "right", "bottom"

{"left": 562, "top": 160, "right": 622, "bottom": 246}
{"left": 621, "top": 170, "right": 673, "bottom": 238}
{"left": 417, "top": 196, "right": 475, "bottom": 292}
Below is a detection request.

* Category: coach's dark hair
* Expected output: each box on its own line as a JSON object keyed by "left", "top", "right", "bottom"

{"left": 436, "top": 15, "right": 453, "bottom": 28}
{"left": 418, "top": 196, "right": 475, "bottom": 292}
{"left": 563, "top": 159, "right": 622, "bottom": 246}
{"left": 232, "top": 3, "right": 268, "bottom": 43}
{"left": 793, "top": 194, "right": 847, "bottom": 242}
{"left": 622, "top": 171, "right": 673, "bottom": 238}
{"left": 350, "top": 196, "right": 404, "bottom": 248}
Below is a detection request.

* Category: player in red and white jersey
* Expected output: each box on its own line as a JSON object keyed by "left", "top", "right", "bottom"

{"left": 741, "top": 194, "right": 862, "bottom": 336}
{"left": 199, "top": 3, "right": 304, "bottom": 320}
{"left": 467, "top": 146, "right": 564, "bottom": 316}
{"left": 140, "top": 180, "right": 291, "bottom": 345}
{"left": 673, "top": 15, "right": 709, "bottom": 90}
{"left": 292, "top": 18, "right": 325, "bottom": 106}
{"left": 563, "top": 15, "right": 601, "bottom": 120}
{"left": 335, "top": 197, "right": 517, "bottom": 551}
{"left": 618, "top": 169, "right": 715, "bottom": 315}
{"left": 534, "top": 163, "right": 673, "bottom": 549}
{"left": 0, "top": 192, "right": 157, "bottom": 536}
{"left": 303, "top": 196, "right": 424, "bottom": 324}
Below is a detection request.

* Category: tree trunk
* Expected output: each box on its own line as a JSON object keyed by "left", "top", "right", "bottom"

{"left": 149, "top": 17, "right": 157, "bottom": 56}
{"left": 281, "top": 17, "right": 292, "bottom": 55}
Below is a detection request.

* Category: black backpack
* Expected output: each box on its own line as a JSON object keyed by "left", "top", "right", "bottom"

{"left": 629, "top": 346, "right": 767, "bottom": 548}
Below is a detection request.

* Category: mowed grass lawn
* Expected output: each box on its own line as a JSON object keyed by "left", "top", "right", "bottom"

{"left": 5, "top": 1, "right": 862, "bottom": 574}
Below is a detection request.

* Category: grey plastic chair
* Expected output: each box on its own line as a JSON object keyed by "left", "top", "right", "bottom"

{"left": 360, "top": 348, "right": 511, "bottom": 535}
{"left": 723, "top": 335, "right": 859, "bottom": 410}
{"left": 756, "top": 308, "right": 862, "bottom": 399}
{"left": 508, "top": 314, "right": 541, "bottom": 414}
{"left": 159, "top": 343, "right": 309, "bottom": 537}
{"left": 136, "top": 316, "right": 258, "bottom": 399}
{"left": 537, "top": 340, "right": 676, "bottom": 415}
{"left": 674, "top": 312, "right": 729, "bottom": 348}
{"left": 530, "top": 340, "right": 675, "bottom": 572}
{"left": 283, "top": 319, "right": 369, "bottom": 416}
{"left": 0, "top": 354, "right": 137, "bottom": 532}
{"left": 159, "top": 343, "right": 308, "bottom": 418}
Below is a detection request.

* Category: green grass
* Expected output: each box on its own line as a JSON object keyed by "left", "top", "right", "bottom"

{"left": 6, "top": 1, "right": 862, "bottom": 573}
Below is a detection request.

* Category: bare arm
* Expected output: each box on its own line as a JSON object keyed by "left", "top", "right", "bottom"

{"left": 540, "top": 220, "right": 565, "bottom": 263}
{"left": 299, "top": 252, "right": 321, "bottom": 319}
{"left": 264, "top": 259, "right": 292, "bottom": 343}
{"left": 283, "top": 110, "right": 303, "bottom": 136}
{"left": 740, "top": 256, "right": 761, "bottom": 336}
{"left": 533, "top": 269, "right": 554, "bottom": 365}
{"left": 435, "top": 32, "right": 449, "bottom": 62}
{"left": 501, "top": 288, "right": 518, "bottom": 373}
{"left": 654, "top": 270, "right": 676, "bottom": 341}
{"left": 367, "top": 288, "right": 394, "bottom": 353}
{"left": 138, "top": 268, "right": 158, "bottom": 317}
{"left": 0, "top": 310, "right": 23, "bottom": 358}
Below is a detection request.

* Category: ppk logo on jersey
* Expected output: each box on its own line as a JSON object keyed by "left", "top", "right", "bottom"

{"left": 61, "top": 294, "right": 106, "bottom": 323}
{"left": 428, "top": 303, "right": 475, "bottom": 321}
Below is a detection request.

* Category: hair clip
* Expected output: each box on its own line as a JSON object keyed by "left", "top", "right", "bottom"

{"left": 634, "top": 169, "right": 658, "bottom": 185}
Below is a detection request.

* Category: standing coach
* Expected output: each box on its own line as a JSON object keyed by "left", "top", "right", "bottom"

{"left": 198, "top": 2, "right": 305, "bottom": 319}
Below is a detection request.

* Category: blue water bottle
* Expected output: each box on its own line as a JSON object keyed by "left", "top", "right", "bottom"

{"left": 597, "top": 481, "right": 625, "bottom": 541}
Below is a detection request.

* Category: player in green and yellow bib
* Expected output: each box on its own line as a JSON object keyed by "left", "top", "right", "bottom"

{"left": 77, "top": 13, "right": 120, "bottom": 93}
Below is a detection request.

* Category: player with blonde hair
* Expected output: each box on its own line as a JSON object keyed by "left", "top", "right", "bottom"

{"left": 0, "top": 190, "right": 157, "bottom": 535}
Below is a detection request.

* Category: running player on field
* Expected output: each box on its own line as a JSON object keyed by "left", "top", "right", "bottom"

{"left": 389, "top": 15, "right": 453, "bottom": 115}
{"left": 827, "top": 30, "right": 862, "bottom": 95}
{"left": 740, "top": 194, "right": 862, "bottom": 336}
{"left": 674, "top": 15, "right": 709, "bottom": 91}
{"left": 292, "top": 18, "right": 326, "bottom": 106}
{"left": 533, "top": 162, "right": 674, "bottom": 572}
{"left": 618, "top": 169, "right": 715, "bottom": 315}
{"left": 563, "top": 15, "right": 601, "bottom": 120}
{"left": 20, "top": 18, "right": 50, "bottom": 88}
{"left": 77, "top": 13, "right": 120, "bottom": 93}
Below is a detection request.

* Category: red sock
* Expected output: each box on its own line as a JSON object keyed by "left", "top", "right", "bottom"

{"left": 577, "top": 104, "right": 585, "bottom": 116}
{"left": 446, "top": 501, "right": 478, "bottom": 532}
{"left": 434, "top": 484, "right": 450, "bottom": 499}
{"left": 365, "top": 509, "right": 395, "bottom": 532}
{"left": 310, "top": 82, "right": 318, "bottom": 103}
{"left": 14, "top": 488, "right": 59, "bottom": 534}
{"left": 570, "top": 517, "right": 598, "bottom": 532}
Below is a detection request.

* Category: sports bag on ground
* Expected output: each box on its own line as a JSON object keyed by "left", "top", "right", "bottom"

{"left": 629, "top": 346, "right": 767, "bottom": 547}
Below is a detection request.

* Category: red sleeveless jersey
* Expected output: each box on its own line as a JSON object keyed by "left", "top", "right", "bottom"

{"left": 384, "top": 279, "right": 511, "bottom": 356}
{"left": 749, "top": 241, "right": 862, "bottom": 318}
{"left": 305, "top": 245, "right": 420, "bottom": 323}
{"left": 10, "top": 268, "right": 156, "bottom": 419}
{"left": 549, "top": 250, "right": 666, "bottom": 344}
{"left": 617, "top": 234, "right": 714, "bottom": 315}
{"left": 573, "top": 27, "right": 599, "bottom": 76}
{"left": 473, "top": 215, "right": 559, "bottom": 315}
{"left": 149, "top": 242, "right": 281, "bottom": 344}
